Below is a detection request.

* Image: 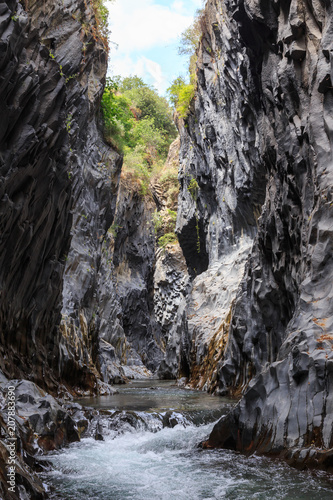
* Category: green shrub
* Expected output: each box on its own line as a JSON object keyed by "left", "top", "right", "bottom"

{"left": 166, "top": 77, "right": 186, "bottom": 108}
{"left": 159, "top": 170, "right": 178, "bottom": 184}
{"left": 152, "top": 210, "right": 164, "bottom": 234}
{"left": 166, "top": 185, "right": 179, "bottom": 206}
{"left": 167, "top": 77, "right": 196, "bottom": 119}
{"left": 123, "top": 145, "right": 151, "bottom": 195}
{"left": 152, "top": 208, "right": 178, "bottom": 243}
{"left": 90, "top": 0, "right": 112, "bottom": 49}
{"left": 177, "top": 83, "right": 195, "bottom": 118}
{"left": 101, "top": 78, "right": 134, "bottom": 152}
{"left": 167, "top": 209, "right": 177, "bottom": 225}
{"left": 130, "top": 117, "right": 165, "bottom": 158}
{"left": 158, "top": 232, "right": 178, "bottom": 249}
{"left": 119, "top": 77, "right": 177, "bottom": 139}
{"left": 108, "top": 223, "right": 122, "bottom": 237}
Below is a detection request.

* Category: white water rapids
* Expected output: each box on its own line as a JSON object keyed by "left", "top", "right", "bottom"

{"left": 42, "top": 382, "right": 333, "bottom": 499}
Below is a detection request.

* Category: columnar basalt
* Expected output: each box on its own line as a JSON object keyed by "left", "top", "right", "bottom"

{"left": 110, "top": 173, "right": 165, "bottom": 375}
{"left": 0, "top": 0, "right": 123, "bottom": 392}
{"left": 178, "top": 0, "right": 333, "bottom": 469}
{"left": 175, "top": 0, "right": 268, "bottom": 392}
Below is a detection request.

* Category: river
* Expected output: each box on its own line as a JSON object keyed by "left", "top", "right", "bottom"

{"left": 42, "top": 381, "right": 333, "bottom": 499}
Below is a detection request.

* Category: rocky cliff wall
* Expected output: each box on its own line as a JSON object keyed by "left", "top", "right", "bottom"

{"left": 109, "top": 173, "right": 164, "bottom": 375}
{"left": 175, "top": 0, "right": 268, "bottom": 392}
{"left": 178, "top": 0, "right": 333, "bottom": 469}
{"left": 0, "top": 0, "right": 189, "bottom": 393}
{"left": 0, "top": 0, "right": 124, "bottom": 393}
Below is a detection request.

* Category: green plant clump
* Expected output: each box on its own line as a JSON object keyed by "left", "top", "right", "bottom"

{"left": 153, "top": 208, "right": 178, "bottom": 236}
{"left": 90, "top": 0, "right": 111, "bottom": 50}
{"left": 101, "top": 78, "right": 135, "bottom": 152}
{"left": 168, "top": 77, "right": 195, "bottom": 119}
{"left": 108, "top": 223, "right": 122, "bottom": 237}
{"left": 188, "top": 178, "right": 199, "bottom": 200}
{"left": 158, "top": 232, "right": 178, "bottom": 249}
{"left": 152, "top": 210, "right": 164, "bottom": 234}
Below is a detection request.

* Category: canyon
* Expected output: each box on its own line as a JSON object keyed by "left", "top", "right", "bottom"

{"left": 1, "top": 0, "right": 333, "bottom": 497}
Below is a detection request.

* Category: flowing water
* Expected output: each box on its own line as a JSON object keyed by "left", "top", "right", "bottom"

{"left": 42, "top": 381, "right": 333, "bottom": 499}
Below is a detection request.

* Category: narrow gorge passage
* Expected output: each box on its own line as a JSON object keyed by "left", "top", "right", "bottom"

{"left": 1, "top": 0, "right": 333, "bottom": 498}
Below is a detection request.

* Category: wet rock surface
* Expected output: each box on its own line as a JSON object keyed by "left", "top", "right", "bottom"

{"left": 0, "top": 374, "right": 124, "bottom": 498}
{"left": 0, "top": 373, "right": 79, "bottom": 499}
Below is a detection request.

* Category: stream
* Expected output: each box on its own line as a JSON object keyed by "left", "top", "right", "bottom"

{"left": 42, "top": 381, "right": 333, "bottom": 499}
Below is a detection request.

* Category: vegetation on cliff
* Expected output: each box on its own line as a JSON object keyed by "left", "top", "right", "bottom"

{"left": 167, "top": 9, "right": 204, "bottom": 118}
{"left": 101, "top": 74, "right": 180, "bottom": 249}
{"left": 91, "top": 0, "right": 109, "bottom": 42}
{"left": 101, "top": 75, "right": 177, "bottom": 194}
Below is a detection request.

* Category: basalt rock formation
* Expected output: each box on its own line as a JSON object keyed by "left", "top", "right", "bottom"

{"left": 1, "top": 0, "right": 333, "bottom": 487}
{"left": 0, "top": 0, "right": 162, "bottom": 396}
{"left": 109, "top": 173, "right": 164, "bottom": 375}
{"left": 177, "top": 0, "right": 333, "bottom": 470}
{"left": 0, "top": 0, "right": 121, "bottom": 392}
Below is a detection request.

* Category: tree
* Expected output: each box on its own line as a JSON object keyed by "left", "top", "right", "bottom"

{"left": 101, "top": 78, "right": 135, "bottom": 151}
{"left": 167, "top": 77, "right": 187, "bottom": 107}
{"left": 167, "top": 9, "right": 204, "bottom": 118}
{"left": 101, "top": 75, "right": 178, "bottom": 192}
{"left": 118, "top": 76, "right": 147, "bottom": 92}
{"left": 178, "top": 9, "right": 203, "bottom": 56}
{"left": 123, "top": 85, "right": 177, "bottom": 140}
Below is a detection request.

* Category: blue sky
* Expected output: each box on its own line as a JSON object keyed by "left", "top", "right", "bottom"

{"left": 106, "top": 0, "right": 204, "bottom": 96}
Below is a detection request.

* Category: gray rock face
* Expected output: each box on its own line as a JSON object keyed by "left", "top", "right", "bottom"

{"left": 184, "top": 240, "right": 253, "bottom": 392}
{"left": 0, "top": 0, "right": 74, "bottom": 390}
{"left": 111, "top": 177, "right": 164, "bottom": 373}
{"left": 0, "top": 0, "right": 124, "bottom": 392}
{"left": 175, "top": 0, "right": 268, "bottom": 392}
{"left": 155, "top": 243, "right": 189, "bottom": 379}
{"left": 0, "top": 0, "right": 185, "bottom": 392}
{"left": 179, "top": 0, "right": 333, "bottom": 468}
{"left": 0, "top": 373, "right": 83, "bottom": 498}
{"left": 154, "top": 245, "right": 188, "bottom": 348}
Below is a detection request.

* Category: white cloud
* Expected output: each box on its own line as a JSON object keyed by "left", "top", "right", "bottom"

{"left": 105, "top": 0, "right": 205, "bottom": 94}
{"left": 142, "top": 57, "right": 165, "bottom": 91}
{"left": 106, "top": 0, "right": 193, "bottom": 53}
{"left": 172, "top": 1, "right": 185, "bottom": 13}
{"left": 109, "top": 54, "right": 167, "bottom": 94}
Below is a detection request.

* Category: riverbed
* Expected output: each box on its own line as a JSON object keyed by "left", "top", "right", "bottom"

{"left": 42, "top": 381, "right": 333, "bottom": 499}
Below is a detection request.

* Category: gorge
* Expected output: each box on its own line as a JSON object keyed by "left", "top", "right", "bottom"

{"left": 1, "top": 0, "right": 333, "bottom": 498}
